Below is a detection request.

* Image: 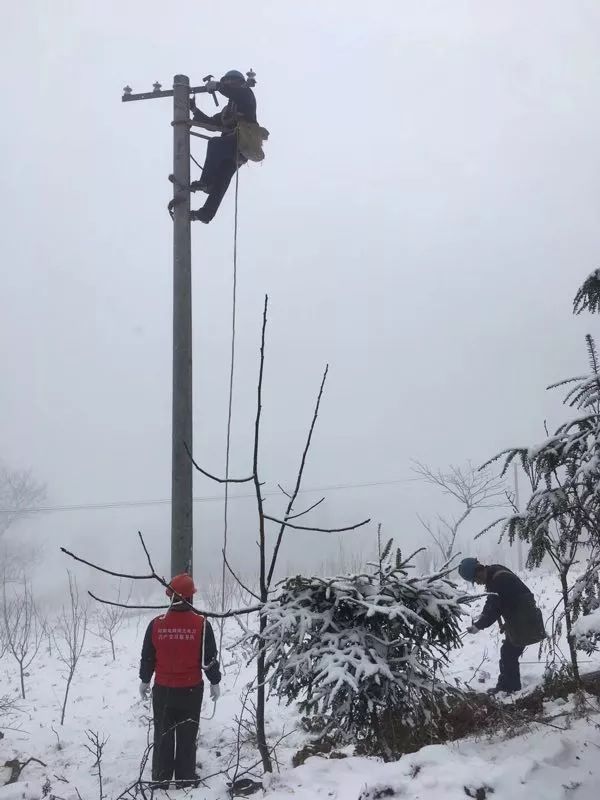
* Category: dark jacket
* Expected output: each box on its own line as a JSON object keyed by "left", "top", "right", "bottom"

{"left": 139, "top": 604, "right": 221, "bottom": 687}
{"left": 192, "top": 84, "right": 257, "bottom": 131}
{"left": 475, "top": 564, "right": 534, "bottom": 630}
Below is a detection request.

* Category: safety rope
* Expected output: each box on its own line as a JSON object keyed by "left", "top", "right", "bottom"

{"left": 218, "top": 127, "right": 241, "bottom": 661}
{"left": 190, "top": 151, "right": 204, "bottom": 172}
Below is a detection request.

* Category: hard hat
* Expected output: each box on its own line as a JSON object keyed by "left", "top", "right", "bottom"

{"left": 221, "top": 70, "right": 245, "bottom": 83}
{"left": 458, "top": 557, "right": 480, "bottom": 583}
{"left": 166, "top": 573, "right": 196, "bottom": 598}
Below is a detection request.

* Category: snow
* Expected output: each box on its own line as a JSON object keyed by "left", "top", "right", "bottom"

{"left": 574, "top": 607, "right": 600, "bottom": 637}
{"left": 1, "top": 571, "right": 600, "bottom": 800}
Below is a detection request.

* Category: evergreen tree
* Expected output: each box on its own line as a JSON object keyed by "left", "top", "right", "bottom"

{"left": 481, "top": 273, "right": 600, "bottom": 668}
{"left": 255, "top": 546, "right": 465, "bottom": 754}
{"left": 574, "top": 268, "right": 600, "bottom": 315}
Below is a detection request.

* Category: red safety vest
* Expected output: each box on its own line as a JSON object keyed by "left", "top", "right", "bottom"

{"left": 152, "top": 610, "right": 204, "bottom": 688}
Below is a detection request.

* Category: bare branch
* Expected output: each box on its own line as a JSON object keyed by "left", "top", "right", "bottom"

{"left": 253, "top": 296, "right": 268, "bottom": 603}
{"left": 88, "top": 591, "right": 261, "bottom": 619}
{"left": 267, "top": 365, "right": 329, "bottom": 587}
{"left": 0, "top": 463, "right": 46, "bottom": 538}
{"left": 185, "top": 442, "right": 254, "bottom": 484}
{"left": 284, "top": 496, "right": 326, "bottom": 521}
{"left": 222, "top": 550, "right": 262, "bottom": 601}
{"left": 136, "top": 531, "right": 156, "bottom": 574}
{"left": 60, "top": 547, "right": 154, "bottom": 582}
{"left": 264, "top": 514, "right": 371, "bottom": 533}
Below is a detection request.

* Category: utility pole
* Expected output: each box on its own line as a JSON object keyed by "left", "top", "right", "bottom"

{"left": 123, "top": 75, "right": 208, "bottom": 577}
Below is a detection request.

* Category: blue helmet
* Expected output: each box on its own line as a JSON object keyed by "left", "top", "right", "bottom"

{"left": 221, "top": 70, "right": 245, "bottom": 83}
{"left": 458, "top": 557, "right": 480, "bottom": 583}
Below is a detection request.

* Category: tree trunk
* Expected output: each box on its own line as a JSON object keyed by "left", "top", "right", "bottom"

{"left": 61, "top": 671, "right": 74, "bottom": 725}
{"left": 110, "top": 635, "right": 116, "bottom": 662}
{"left": 19, "top": 663, "right": 25, "bottom": 699}
{"left": 256, "top": 611, "right": 273, "bottom": 773}
{"left": 560, "top": 571, "right": 580, "bottom": 683}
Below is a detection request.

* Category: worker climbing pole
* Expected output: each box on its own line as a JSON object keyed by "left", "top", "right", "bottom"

{"left": 187, "top": 69, "right": 268, "bottom": 224}
{"left": 121, "top": 71, "right": 268, "bottom": 578}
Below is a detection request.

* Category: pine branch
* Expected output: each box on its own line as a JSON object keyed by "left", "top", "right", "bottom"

{"left": 574, "top": 268, "right": 600, "bottom": 315}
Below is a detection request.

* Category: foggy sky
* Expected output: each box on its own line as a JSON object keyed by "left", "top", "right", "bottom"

{"left": 2, "top": 1, "right": 600, "bottom": 595}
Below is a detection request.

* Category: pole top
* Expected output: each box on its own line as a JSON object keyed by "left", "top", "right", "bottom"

{"left": 174, "top": 74, "right": 190, "bottom": 85}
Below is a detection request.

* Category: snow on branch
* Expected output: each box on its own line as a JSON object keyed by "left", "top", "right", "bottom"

{"left": 248, "top": 544, "right": 466, "bottom": 746}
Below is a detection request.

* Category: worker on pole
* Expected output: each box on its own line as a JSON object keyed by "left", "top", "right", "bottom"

{"left": 189, "top": 69, "right": 268, "bottom": 223}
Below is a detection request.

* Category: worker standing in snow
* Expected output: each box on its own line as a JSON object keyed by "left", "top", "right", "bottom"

{"left": 459, "top": 558, "right": 546, "bottom": 694}
{"left": 189, "top": 69, "right": 268, "bottom": 223}
{"left": 138, "top": 574, "right": 221, "bottom": 788}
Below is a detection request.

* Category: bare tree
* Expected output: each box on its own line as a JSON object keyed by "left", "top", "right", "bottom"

{"left": 412, "top": 460, "right": 507, "bottom": 565}
{"left": 0, "top": 462, "right": 46, "bottom": 538}
{"left": 92, "top": 580, "right": 132, "bottom": 661}
{"left": 0, "top": 694, "right": 22, "bottom": 738}
{"left": 61, "top": 296, "right": 370, "bottom": 775}
{"left": 85, "top": 730, "right": 109, "bottom": 800}
{"left": 54, "top": 573, "right": 88, "bottom": 724}
{"left": 189, "top": 297, "right": 370, "bottom": 772}
{"left": 1, "top": 575, "right": 44, "bottom": 698}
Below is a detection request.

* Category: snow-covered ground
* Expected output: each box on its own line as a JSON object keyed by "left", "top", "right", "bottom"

{"left": 1, "top": 570, "right": 599, "bottom": 800}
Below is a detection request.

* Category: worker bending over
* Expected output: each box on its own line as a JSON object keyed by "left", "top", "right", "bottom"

{"left": 459, "top": 558, "right": 546, "bottom": 694}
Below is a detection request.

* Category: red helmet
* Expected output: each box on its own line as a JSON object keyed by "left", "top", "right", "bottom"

{"left": 166, "top": 573, "right": 196, "bottom": 598}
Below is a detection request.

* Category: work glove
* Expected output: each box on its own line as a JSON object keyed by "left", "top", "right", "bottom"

{"left": 204, "top": 80, "right": 219, "bottom": 94}
{"left": 139, "top": 681, "right": 151, "bottom": 700}
{"left": 209, "top": 683, "right": 221, "bottom": 702}
{"left": 467, "top": 624, "right": 480, "bottom": 634}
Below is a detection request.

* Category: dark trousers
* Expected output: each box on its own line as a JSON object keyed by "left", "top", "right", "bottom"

{"left": 497, "top": 639, "right": 525, "bottom": 691}
{"left": 199, "top": 134, "right": 246, "bottom": 222}
{"left": 152, "top": 683, "right": 203, "bottom": 784}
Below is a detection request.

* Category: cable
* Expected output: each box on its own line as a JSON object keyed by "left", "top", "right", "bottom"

{"left": 219, "top": 129, "right": 240, "bottom": 660}
{"left": 0, "top": 478, "right": 408, "bottom": 516}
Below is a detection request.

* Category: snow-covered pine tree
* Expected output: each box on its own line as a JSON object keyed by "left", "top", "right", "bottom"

{"left": 481, "top": 323, "right": 600, "bottom": 669}
{"left": 257, "top": 546, "right": 465, "bottom": 754}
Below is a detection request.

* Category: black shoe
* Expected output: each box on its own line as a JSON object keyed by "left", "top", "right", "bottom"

{"left": 190, "top": 180, "right": 211, "bottom": 194}
{"left": 190, "top": 208, "right": 211, "bottom": 224}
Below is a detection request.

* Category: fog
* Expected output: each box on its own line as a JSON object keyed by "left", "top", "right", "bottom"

{"left": 2, "top": 1, "right": 600, "bottom": 601}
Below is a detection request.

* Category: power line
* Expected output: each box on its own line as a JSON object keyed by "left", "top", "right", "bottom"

{"left": 0, "top": 478, "right": 408, "bottom": 516}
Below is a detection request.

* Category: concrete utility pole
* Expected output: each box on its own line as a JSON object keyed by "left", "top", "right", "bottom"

{"left": 123, "top": 75, "right": 208, "bottom": 577}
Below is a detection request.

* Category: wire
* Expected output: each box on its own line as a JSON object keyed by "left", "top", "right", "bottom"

{"left": 219, "top": 129, "right": 241, "bottom": 660}
{"left": 0, "top": 478, "right": 408, "bottom": 516}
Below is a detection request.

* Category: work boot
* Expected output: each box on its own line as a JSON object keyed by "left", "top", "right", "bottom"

{"left": 190, "top": 179, "right": 211, "bottom": 194}
{"left": 190, "top": 208, "right": 211, "bottom": 224}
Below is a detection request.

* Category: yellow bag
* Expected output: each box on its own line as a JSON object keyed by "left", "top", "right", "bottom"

{"left": 237, "top": 120, "right": 269, "bottom": 163}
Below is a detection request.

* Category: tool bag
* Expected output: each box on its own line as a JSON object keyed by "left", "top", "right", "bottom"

{"left": 237, "top": 120, "right": 270, "bottom": 162}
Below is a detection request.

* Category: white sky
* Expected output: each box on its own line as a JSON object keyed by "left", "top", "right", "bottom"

{"left": 2, "top": 1, "right": 600, "bottom": 590}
